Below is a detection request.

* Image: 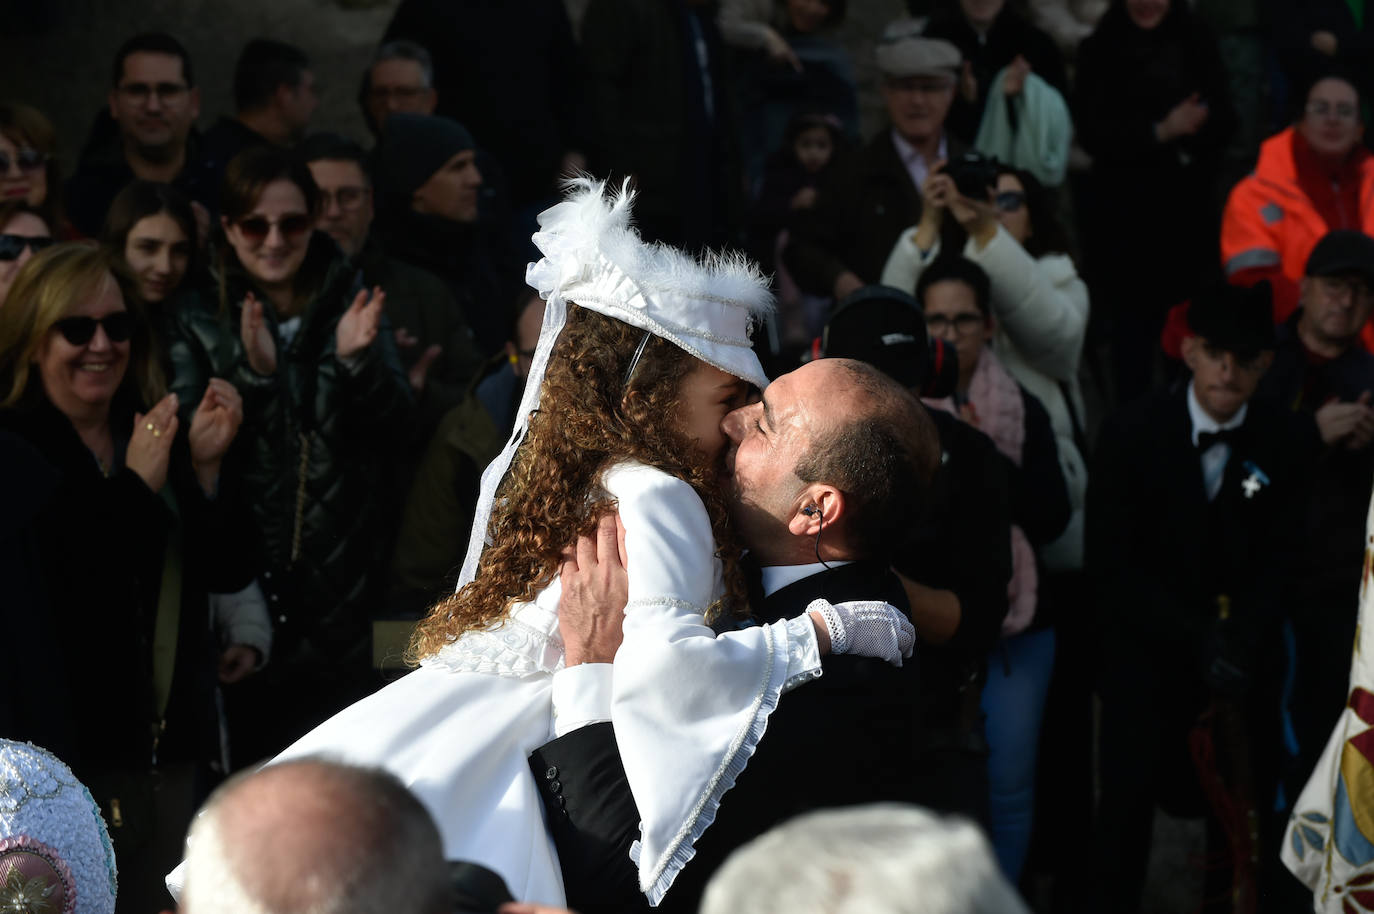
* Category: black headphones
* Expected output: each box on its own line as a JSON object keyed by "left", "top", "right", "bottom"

{"left": 802, "top": 505, "right": 819, "bottom": 516}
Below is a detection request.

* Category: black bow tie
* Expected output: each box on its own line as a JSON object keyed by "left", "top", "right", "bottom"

{"left": 1197, "top": 428, "right": 1237, "bottom": 452}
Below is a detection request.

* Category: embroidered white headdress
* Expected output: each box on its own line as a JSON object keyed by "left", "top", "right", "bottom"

{"left": 457, "top": 177, "right": 773, "bottom": 586}
{"left": 0, "top": 741, "right": 117, "bottom": 914}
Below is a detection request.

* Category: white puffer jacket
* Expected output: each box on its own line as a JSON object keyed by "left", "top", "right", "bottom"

{"left": 882, "top": 224, "right": 1090, "bottom": 571}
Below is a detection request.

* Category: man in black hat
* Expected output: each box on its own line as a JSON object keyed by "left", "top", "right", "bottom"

{"left": 1086, "top": 281, "right": 1316, "bottom": 912}
{"left": 1257, "top": 230, "right": 1374, "bottom": 815}
{"left": 371, "top": 113, "right": 521, "bottom": 357}
{"left": 822, "top": 286, "right": 1012, "bottom": 827}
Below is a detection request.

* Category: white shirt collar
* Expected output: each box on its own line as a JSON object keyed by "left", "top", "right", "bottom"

{"left": 891, "top": 130, "right": 948, "bottom": 188}
{"left": 760, "top": 561, "right": 855, "bottom": 598}
{"left": 1186, "top": 380, "right": 1248, "bottom": 446}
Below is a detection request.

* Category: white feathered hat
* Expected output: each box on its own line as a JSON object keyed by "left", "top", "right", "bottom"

{"left": 455, "top": 177, "right": 774, "bottom": 586}
{"left": 524, "top": 178, "right": 773, "bottom": 390}
{"left": 0, "top": 741, "right": 117, "bottom": 914}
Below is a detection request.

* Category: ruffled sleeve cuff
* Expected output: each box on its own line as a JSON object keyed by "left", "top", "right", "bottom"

{"left": 782, "top": 614, "right": 824, "bottom": 693}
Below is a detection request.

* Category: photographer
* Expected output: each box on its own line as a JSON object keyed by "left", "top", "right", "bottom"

{"left": 882, "top": 158, "right": 1088, "bottom": 574}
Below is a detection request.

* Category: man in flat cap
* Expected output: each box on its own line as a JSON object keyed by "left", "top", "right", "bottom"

{"left": 1257, "top": 230, "right": 1374, "bottom": 824}
{"left": 784, "top": 23, "right": 966, "bottom": 304}
{"left": 1086, "top": 281, "right": 1316, "bottom": 912}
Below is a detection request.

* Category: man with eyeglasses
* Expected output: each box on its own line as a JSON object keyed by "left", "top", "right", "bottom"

{"left": 1222, "top": 72, "right": 1374, "bottom": 344}
{"left": 1255, "top": 231, "right": 1374, "bottom": 841}
{"left": 358, "top": 40, "right": 439, "bottom": 136}
{"left": 1087, "top": 281, "right": 1316, "bottom": 912}
{"left": 66, "top": 32, "right": 216, "bottom": 238}
{"left": 785, "top": 24, "right": 966, "bottom": 305}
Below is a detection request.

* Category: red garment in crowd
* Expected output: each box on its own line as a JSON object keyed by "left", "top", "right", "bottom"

{"left": 1220, "top": 126, "right": 1374, "bottom": 344}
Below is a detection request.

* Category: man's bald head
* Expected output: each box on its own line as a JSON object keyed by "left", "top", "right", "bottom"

{"left": 182, "top": 759, "right": 449, "bottom": 914}
{"left": 721, "top": 358, "right": 940, "bottom": 565}
{"left": 792, "top": 359, "right": 940, "bottom": 557}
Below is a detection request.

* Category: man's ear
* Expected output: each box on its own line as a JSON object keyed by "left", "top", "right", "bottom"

{"left": 107, "top": 89, "right": 120, "bottom": 121}
{"left": 787, "top": 486, "right": 844, "bottom": 537}
{"left": 1180, "top": 334, "right": 1202, "bottom": 373}
{"left": 422, "top": 88, "right": 438, "bottom": 116}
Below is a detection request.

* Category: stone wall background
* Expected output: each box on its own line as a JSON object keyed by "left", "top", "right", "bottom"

{"left": 0, "top": 0, "right": 905, "bottom": 175}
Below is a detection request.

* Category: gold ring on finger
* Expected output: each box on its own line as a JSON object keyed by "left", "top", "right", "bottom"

{"left": 145, "top": 422, "right": 156, "bottom": 432}
{"left": 151, "top": 427, "right": 162, "bottom": 438}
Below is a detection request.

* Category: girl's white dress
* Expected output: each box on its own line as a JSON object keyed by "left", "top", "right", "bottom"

{"left": 187, "top": 461, "right": 821, "bottom": 907}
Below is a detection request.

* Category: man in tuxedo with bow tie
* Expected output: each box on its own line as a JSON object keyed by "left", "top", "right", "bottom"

{"left": 1086, "top": 282, "right": 1317, "bottom": 913}
{"left": 526, "top": 358, "right": 942, "bottom": 914}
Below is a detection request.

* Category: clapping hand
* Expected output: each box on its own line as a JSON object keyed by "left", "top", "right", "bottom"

{"left": 1316, "top": 392, "right": 1374, "bottom": 449}
{"left": 189, "top": 378, "right": 244, "bottom": 494}
{"left": 337, "top": 286, "right": 386, "bottom": 361}
{"left": 239, "top": 292, "right": 277, "bottom": 376}
{"left": 128, "top": 393, "right": 179, "bottom": 493}
{"left": 395, "top": 327, "right": 443, "bottom": 393}
{"left": 1158, "top": 93, "right": 1209, "bottom": 142}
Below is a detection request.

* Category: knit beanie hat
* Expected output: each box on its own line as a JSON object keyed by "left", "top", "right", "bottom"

{"left": 372, "top": 113, "right": 475, "bottom": 200}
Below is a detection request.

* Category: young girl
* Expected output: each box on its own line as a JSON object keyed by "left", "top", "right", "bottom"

{"left": 169, "top": 179, "right": 908, "bottom": 907}
{"left": 749, "top": 112, "right": 845, "bottom": 358}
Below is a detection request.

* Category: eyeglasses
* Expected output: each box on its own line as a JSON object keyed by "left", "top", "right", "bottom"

{"left": 0, "top": 147, "right": 47, "bottom": 174}
{"left": 53, "top": 312, "right": 133, "bottom": 346}
{"left": 117, "top": 82, "right": 190, "bottom": 104}
{"left": 925, "top": 312, "right": 986, "bottom": 335}
{"left": 994, "top": 191, "right": 1026, "bottom": 213}
{"left": 884, "top": 76, "right": 957, "bottom": 96}
{"left": 1306, "top": 100, "right": 1360, "bottom": 122}
{"left": 0, "top": 234, "right": 55, "bottom": 261}
{"left": 318, "top": 186, "right": 368, "bottom": 212}
{"left": 234, "top": 214, "right": 312, "bottom": 244}
{"left": 368, "top": 85, "right": 428, "bottom": 102}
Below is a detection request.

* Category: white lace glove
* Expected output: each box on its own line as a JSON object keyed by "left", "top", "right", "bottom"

{"left": 808, "top": 599, "right": 916, "bottom": 667}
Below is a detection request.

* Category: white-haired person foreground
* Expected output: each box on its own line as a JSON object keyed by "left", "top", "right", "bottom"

{"left": 180, "top": 759, "right": 451, "bottom": 914}
{"left": 700, "top": 804, "right": 1030, "bottom": 914}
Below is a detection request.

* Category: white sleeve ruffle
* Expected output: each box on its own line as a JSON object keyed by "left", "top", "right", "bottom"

{"left": 604, "top": 462, "right": 796, "bottom": 905}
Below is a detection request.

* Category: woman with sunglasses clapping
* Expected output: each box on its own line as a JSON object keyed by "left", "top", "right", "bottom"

{"left": 164, "top": 145, "right": 412, "bottom": 767}
{"left": 0, "top": 242, "right": 258, "bottom": 914}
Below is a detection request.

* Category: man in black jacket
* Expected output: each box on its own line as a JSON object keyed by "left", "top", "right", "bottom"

{"left": 784, "top": 28, "right": 966, "bottom": 301}
{"left": 528, "top": 358, "right": 941, "bottom": 914}
{"left": 1255, "top": 230, "right": 1374, "bottom": 809}
{"left": 66, "top": 32, "right": 216, "bottom": 237}
{"left": 1087, "top": 281, "right": 1317, "bottom": 912}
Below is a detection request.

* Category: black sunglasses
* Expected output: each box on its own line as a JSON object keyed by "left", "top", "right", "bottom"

{"left": 0, "top": 146, "right": 46, "bottom": 173}
{"left": 53, "top": 313, "right": 133, "bottom": 346}
{"left": 0, "top": 234, "right": 55, "bottom": 261}
{"left": 236, "top": 214, "right": 312, "bottom": 243}
{"left": 994, "top": 191, "right": 1026, "bottom": 213}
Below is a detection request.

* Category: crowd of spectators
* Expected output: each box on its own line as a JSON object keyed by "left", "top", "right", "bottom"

{"left": 3, "top": 0, "right": 1374, "bottom": 912}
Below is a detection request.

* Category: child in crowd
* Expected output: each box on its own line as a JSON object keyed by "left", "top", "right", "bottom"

{"left": 749, "top": 112, "right": 846, "bottom": 361}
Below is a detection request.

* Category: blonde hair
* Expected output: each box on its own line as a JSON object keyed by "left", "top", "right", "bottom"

{"left": 0, "top": 241, "right": 164, "bottom": 409}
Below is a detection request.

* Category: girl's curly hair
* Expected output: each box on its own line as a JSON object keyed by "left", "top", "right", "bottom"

{"left": 408, "top": 304, "right": 748, "bottom": 661}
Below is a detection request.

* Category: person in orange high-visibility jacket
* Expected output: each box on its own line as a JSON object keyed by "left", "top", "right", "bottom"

{"left": 1221, "top": 72, "right": 1374, "bottom": 348}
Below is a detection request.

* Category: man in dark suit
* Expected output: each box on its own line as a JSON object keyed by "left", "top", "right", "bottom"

{"left": 1086, "top": 282, "right": 1317, "bottom": 913}
{"left": 784, "top": 28, "right": 967, "bottom": 302}
{"left": 528, "top": 358, "right": 942, "bottom": 914}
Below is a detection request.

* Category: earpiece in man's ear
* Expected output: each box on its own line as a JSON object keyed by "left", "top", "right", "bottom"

{"left": 802, "top": 505, "right": 819, "bottom": 517}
